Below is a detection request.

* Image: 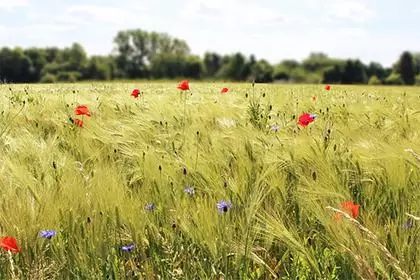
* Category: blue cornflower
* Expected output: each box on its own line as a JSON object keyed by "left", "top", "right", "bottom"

{"left": 216, "top": 200, "right": 232, "bottom": 213}
{"left": 402, "top": 219, "right": 413, "bottom": 229}
{"left": 145, "top": 203, "right": 155, "bottom": 211}
{"left": 121, "top": 244, "right": 135, "bottom": 252}
{"left": 270, "top": 125, "right": 280, "bottom": 132}
{"left": 184, "top": 186, "right": 195, "bottom": 196}
{"left": 39, "top": 230, "right": 57, "bottom": 239}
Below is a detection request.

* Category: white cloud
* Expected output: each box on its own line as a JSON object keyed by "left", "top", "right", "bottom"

{"left": 181, "top": 0, "right": 308, "bottom": 28}
{"left": 67, "top": 4, "right": 140, "bottom": 25}
{"left": 326, "top": 1, "right": 374, "bottom": 22}
{"left": 0, "top": 0, "right": 28, "bottom": 9}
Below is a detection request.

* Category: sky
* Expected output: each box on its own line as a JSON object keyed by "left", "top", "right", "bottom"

{"left": 0, "top": 0, "right": 419, "bottom": 67}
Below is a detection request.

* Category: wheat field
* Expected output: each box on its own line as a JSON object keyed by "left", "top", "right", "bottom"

{"left": 0, "top": 82, "right": 419, "bottom": 279}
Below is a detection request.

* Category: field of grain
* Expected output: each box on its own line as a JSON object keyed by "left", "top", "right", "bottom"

{"left": 0, "top": 82, "right": 419, "bottom": 279}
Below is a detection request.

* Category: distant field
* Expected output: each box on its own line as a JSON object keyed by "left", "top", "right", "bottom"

{"left": 0, "top": 82, "right": 419, "bottom": 279}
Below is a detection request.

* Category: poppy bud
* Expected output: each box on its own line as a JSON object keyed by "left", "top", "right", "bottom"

{"left": 245, "top": 93, "right": 248, "bottom": 98}
{"left": 52, "top": 161, "right": 57, "bottom": 169}
{"left": 183, "top": 168, "right": 187, "bottom": 176}
{"left": 87, "top": 217, "right": 91, "bottom": 223}
{"left": 312, "top": 171, "right": 317, "bottom": 181}
{"left": 262, "top": 93, "right": 266, "bottom": 98}
{"left": 159, "top": 165, "right": 162, "bottom": 172}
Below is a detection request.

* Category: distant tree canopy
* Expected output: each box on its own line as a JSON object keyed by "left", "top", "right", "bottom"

{"left": 0, "top": 28, "right": 419, "bottom": 85}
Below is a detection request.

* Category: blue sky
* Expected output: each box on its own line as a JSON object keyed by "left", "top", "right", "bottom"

{"left": 0, "top": 0, "right": 419, "bottom": 67}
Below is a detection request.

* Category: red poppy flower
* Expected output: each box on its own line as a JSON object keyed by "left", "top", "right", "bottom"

{"left": 74, "top": 118, "right": 83, "bottom": 128}
{"left": 325, "top": 84, "right": 331, "bottom": 91}
{"left": 75, "top": 105, "right": 91, "bottom": 117}
{"left": 341, "top": 201, "right": 360, "bottom": 218}
{"left": 298, "top": 113, "right": 316, "bottom": 127}
{"left": 131, "top": 89, "right": 140, "bottom": 98}
{"left": 0, "top": 236, "right": 20, "bottom": 253}
{"left": 221, "top": 87, "right": 229, "bottom": 94}
{"left": 177, "top": 80, "right": 190, "bottom": 91}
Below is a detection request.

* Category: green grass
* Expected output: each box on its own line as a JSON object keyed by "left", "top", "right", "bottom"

{"left": 0, "top": 82, "right": 419, "bottom": 279}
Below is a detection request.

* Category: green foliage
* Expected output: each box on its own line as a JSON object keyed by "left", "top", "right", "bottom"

{"left": 246, "top": 83, "right": 272, "bottom": 129}
{"left": 367, "top": 62, "right": 388, "bottom": 81}
{"left": 0, "top": 28, "right": 419, "bottom": 85}
{"left": 272, "top": 66, "right": 290, "bottom": 81}
{"left": 416, "top": 75, "right": 420, "bottom": 85}
{"left": 56, "top": 71, "right": 81, "bottom": 82}
{"left": 323, "top": 64, "right": 343, "bottom": 84}
{"left": 342, "top": 59, "right": 368, "bottom": 84}
{"left": 413, "top": 53, "right": 420, "bottom": 75}
{"left": 395, "top": 51, "right": 416, "bottom": 85}
{"left": 250, "top": 59, "right": 274, "bottom": 83}
{"left": 385, "top": 72, "right": 404, "bottom": 85}
{"left": 40, "top": 73, "right": 57, "bottom": 83}
{"left": 368, "top": 75, "right": 382, "bottom": 85}
{"left": 0, "top": 83, "right": 419, "bottom": 279}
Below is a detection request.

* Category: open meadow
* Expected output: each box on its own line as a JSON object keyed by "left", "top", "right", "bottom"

{"left": 0, "top": 82, "right": 419, "bottom": 279}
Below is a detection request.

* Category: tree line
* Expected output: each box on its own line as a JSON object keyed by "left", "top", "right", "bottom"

{"left": 1, "top": 28, "right": 420, "bottom": 85}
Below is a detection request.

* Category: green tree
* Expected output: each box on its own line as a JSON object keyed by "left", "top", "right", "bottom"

{"left": 216, "top": 53, "right": 248, "bottom": 81}
{"left": 322, "top": 63, "right": 344, "bottom": 84}
{"left": 412, "top": 52, "right": 420, "bottom": 75}
{"left": 113, "top": 29, "right": 191, "bottom": 79}
{"left": 0, "top": 47, "right": 34, "bottom": 83}
{"left": 272, "top": 65, "right": 290, "bottom": 81}
{"left": 150, "top": 53, "right": 185, "bottom": 79}
{"left": 366, "top": 62, "right": 386, "bottom": 81}
{"left": 24, "top": 48, "right": 47, "bottom": 82}
{"left": 395, "top": 51, "right": 415, "bottom": 85}
{"left": 302, "top": 52, "right": 331, "bottom": 72}
{"left": 203, "top": 52, "right": 222, "bottom": 77}
{"left": 341, "top": 59, "right": 367, "bottom": 84}
{"left": 368, "top": 75, "right": 382, "bottom": 85}
{"left": 183, "top": 55, "right": 203, "bottom": 79}
{"left": 384, "top": 72, "right": 404, "bottom": 85}
{"left": 82, "top": 56, "right": 113, "bottom": 80}
{"left": 250, "top": 59, "right": 273, "bottom": 83}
